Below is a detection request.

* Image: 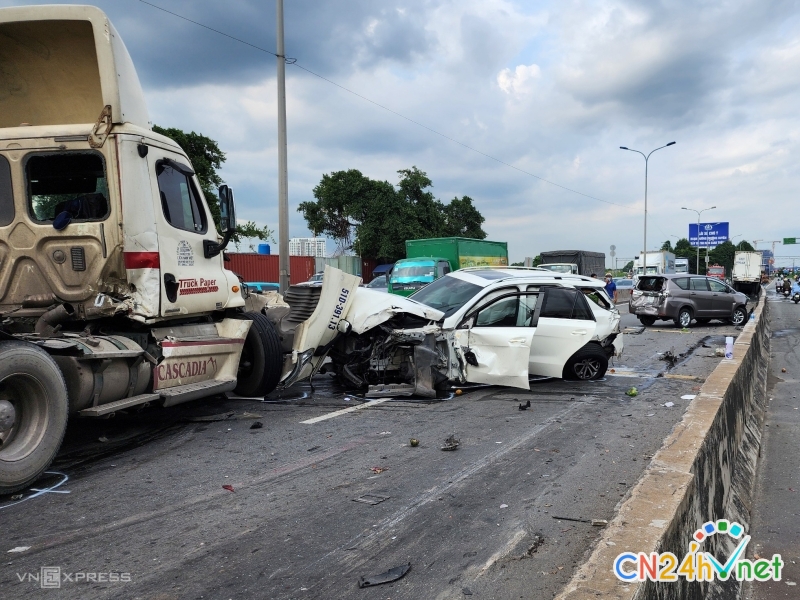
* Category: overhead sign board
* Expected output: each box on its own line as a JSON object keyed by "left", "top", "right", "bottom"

{"left": 783, "top": 237, "right": 797, "bottom": 245}
{"left": 689, "top": 222, "right": 729, "bottom": 248}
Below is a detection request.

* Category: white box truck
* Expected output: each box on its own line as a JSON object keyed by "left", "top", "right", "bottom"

{"left": 732, "top": 251, "right": 763, "bottom": 296}
{"left": 633, "top": 251, "right": 676, "bottom": 278}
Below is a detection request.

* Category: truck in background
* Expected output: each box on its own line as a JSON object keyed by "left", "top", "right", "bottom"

{"left": 633, "top": 251, "right": 676, "bottom": 278}
{"left": 674, "top": 258, "right": 690, "bottom": 274}
{"left": 732, "top": 251, "right": 763, "bottom": 296}
{"left": 388, "top": 237, "right": 508, "bottom": 296}
{"left": 538, "top": 250, "right": 605, "bottom": 277}
{"left": 707, "top": 264, "right": 726, "bottom": 281}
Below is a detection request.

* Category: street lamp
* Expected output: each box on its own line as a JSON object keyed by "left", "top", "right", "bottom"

{"left": 620, "top": 142, "right": 676, "bottom": 278}
{"left": 681, "top": 206, "right": 716, "bottom": 273}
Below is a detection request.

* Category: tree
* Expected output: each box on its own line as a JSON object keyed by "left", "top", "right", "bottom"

{"left": 736, "top": 240, "right": 755, "bottom": 251}
{"left": 152, "top": 125, "right": 273, "bottom": 245}
{"left": 298, "top": 166, "right": 487, "bottom": 262}
{"left": 708, "top": 241, "right": 737, "bottom": 276}
{"left": 661, "top": 240, "right": 673, "bottom": 252}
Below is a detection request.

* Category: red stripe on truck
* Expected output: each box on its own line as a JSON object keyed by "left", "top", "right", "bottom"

{"left": 124, "top": 252, "right": 160, "bottom": 269}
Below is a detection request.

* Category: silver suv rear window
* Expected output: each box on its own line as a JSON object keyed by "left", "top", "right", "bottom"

{"left": 637, "top": 277, "right": 665, "bottom": 292}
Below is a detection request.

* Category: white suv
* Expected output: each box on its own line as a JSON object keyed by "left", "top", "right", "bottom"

{"left": 277, "top": 267, "right": 623, "bottom": 397}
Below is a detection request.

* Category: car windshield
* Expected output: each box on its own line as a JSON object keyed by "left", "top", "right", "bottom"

{"left": 410, "top": 275, "right": 483, "bottom": 318}
{"left": 367, "top": 276, "right": 386, "bottom": 288}
{"left": 637, "top": 276, "right": 665, "bottom": 292}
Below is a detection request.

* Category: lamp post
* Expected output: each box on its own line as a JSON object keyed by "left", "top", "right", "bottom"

{"left": 681, "top": 206, "right": 716, "bottom": 273}
{"left": 620, "top": 142, "right": 676, "bottom": 278}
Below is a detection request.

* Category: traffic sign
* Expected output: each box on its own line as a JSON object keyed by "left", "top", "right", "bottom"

{"left": 689, "top": 222, "right": 729, "bottom": 248}
{"left": 783, "top": 237, "right": 797, "bottom": 245}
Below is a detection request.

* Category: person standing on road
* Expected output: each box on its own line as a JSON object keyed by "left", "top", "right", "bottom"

{"left": 604, "top": 273, "right": 618, "bottom": 303}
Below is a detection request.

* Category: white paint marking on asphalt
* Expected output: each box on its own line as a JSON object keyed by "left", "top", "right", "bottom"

{"left": 476, "top": 529, "right": 527, "bottom": 578}
{"left": 300, "top": 399, "right": 389, "bottom": 424}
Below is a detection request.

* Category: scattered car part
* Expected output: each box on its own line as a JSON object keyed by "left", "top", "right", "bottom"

{"left": 358, "top": 563, "right": 411, "bottom": 588}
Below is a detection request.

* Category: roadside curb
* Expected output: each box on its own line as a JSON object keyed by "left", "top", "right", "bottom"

{"left": 555, "top": 291, "right": 770, "bottom": 599}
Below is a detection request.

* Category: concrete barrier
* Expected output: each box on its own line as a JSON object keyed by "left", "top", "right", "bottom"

{"left": 556, "top": 290, "right": 770, "bottom": 599}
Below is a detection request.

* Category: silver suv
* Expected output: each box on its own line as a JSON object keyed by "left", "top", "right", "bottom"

{"left": 630, "top": 274, "right": 749, "bottom": 328}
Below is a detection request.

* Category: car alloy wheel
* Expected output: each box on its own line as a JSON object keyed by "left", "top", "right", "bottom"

{"left": 731, "top": 307, "right": 746, "bottom": 326}
{"left": 679, "top": 310, "right": 692, "bottom": 328}
{"left": 573, "top": 357, "right": 601, "bottom": 380}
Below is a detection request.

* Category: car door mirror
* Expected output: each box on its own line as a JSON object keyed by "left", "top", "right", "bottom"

{"left": 218, "top": 185, "right": 236, "bottom": 234}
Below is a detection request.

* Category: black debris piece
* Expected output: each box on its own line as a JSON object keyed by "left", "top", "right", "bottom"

{"left": 441, "top": 435, "right": 460, "bottom": 451}
{"left": 519, "top": 400, "right": 531, "bottom": 411}
{"left": 250, "top": 421, "right": 263, "bottom": 429}
{"left": 358, "top": 563, "right": 411, "bottom": 588}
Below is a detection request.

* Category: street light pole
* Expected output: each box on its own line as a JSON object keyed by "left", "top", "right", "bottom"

{"left": 681, "top": 206, "right": 716, "bottom": 273}
{"left": 620, "top": 142, "right": 676, "bottom": 278}
{"left": 276, "top": 0, "right": 290, "bottom": 293}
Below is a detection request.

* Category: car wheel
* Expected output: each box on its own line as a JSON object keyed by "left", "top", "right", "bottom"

{"left": 563, "top": 346, "right": 608, "bottom": 381}
{"left": 674, "top": 308, "right": 693, "bottom": 328}
{"left": 638, "top": 316, "right": 656, "bottom": 327}
{"left": 0, "top": 341, "right": 69, "bottom": 495}
{"left": 729, "top": 306, "right": 747, "bottom": 326}
{"left": 234, "top": 312, "right": 283, "bottom": 397}
{"left": 695, "top": 318, "right": 711, "bottom": 325}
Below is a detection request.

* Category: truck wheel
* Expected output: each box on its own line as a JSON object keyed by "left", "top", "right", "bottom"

{"left": 235, "top": 312, "right": 283, "bottom": 397}
{"left": 729, "top": 306, "right": 747, "bottom": 326}
{"left": 563, "top": 345, "right": 608, "bottom": 381}
{"left": 0, "top": 341, "right": 69, "bottom": 495}
{"left": 638, "top": 316, "right": 656, "bottom": 327}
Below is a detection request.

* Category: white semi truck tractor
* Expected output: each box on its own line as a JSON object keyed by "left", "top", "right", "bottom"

{"left": 0, "top": 5, "right": 290, "bottom": 493}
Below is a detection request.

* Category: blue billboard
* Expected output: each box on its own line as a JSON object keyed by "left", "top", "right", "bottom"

{"left": 689, "top": 222, "right": 729, "bottom": 248}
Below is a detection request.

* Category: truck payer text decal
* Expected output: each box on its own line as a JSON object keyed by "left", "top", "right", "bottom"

{"left": 327, "top": 288, "right": 351, "bottom": 330}
{"left": 179, "top": 278, "right": 219, "bottom": 295}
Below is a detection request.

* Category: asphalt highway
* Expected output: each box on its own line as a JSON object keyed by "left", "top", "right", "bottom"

{"left": 0, "top": 306, "right": 747, "bottom": 599}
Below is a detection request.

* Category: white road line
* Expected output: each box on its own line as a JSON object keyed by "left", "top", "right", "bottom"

{"left": 300, "top": 398, "right": 389, "bottom": 424}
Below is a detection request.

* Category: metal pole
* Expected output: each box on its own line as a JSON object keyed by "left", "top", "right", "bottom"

{"left": 696, "top": 213, "right": 700, "bottom": 274}
{"left": 276, "top": 0, "right": 290, "bottom": 293}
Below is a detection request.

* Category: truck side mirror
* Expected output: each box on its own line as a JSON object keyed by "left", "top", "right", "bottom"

{"left": 203, "top": 185, "right": 237, "bottom": 258}
{"left": 218, "top": 184, "right": 236, "bottom": 235}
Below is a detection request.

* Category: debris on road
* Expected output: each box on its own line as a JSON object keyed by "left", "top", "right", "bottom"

{"left": 370, "top": 466, "right": 387, "bottom": 474}
{"left": 7, "top": 546, "right": 30, "bottom": 553}
{"left": 308, "top": 446, "right": 321, "bottom": 452}
{"left": 455, "top": 389, "right": 463, "bottom": 396}
{"left": 551, "top": 516, "right": 607, "bottom": 526}
{"left": 782, "top": 368, "right": 787, "bottom": 373}
{"left": 353, "top": 494, "right": 390, "bottom": 505}
{"left": 500, "top": 503, "right": 508, "bottom": 509}
{"left": 222, "top": 485, "right": 235, "bottom": 492}
{"left": 441, "top": 435, "right": 460, "bottom": 451}
{"left": 250, "top": 421, "right": 263, "bottom": 429}
{"left": 664, "top": 402, "right": 675, "bottom": 408}
{"left": 681, "top": 395, "right": 696, "bottom": 400}
{"left": 409, "top": 438, "right": 419, "bottom": 447}
{"left": 626, "top": 387, "right": 638, "bottom": 397}
{"left": 358, "top": 563, "right": 411, "bottom": 588}
{"left": 519, "top": 400, "right": 531, "bottom": 411}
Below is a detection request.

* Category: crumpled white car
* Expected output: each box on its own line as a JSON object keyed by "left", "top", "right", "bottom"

{"left": 273, "top": 266, "right": 623, "bottom": 397}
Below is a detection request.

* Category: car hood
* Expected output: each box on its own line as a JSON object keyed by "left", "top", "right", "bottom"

{"left": 346, "top": 288, "right": 445, "bottom": 334}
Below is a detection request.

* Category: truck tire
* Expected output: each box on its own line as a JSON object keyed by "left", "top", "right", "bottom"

{"left": 563, "top": 345, "right": 608, "bottom": 381}
{"left": 235, "top": 312, "right": 283, "bottom": 397}
{"left": 0, "top": 341, "right": 69, "bottom": 495}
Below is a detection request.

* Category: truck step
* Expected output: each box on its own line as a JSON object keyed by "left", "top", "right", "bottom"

{"left": 160, "top": 378, "right": 238, "bottom": 407}
{"left": 79, "top": 393, "right": 161, "bottom": 417}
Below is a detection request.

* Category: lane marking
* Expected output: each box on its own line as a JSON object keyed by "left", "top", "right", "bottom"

{"left": 300, "top": 398, "right": 389, "bottom": 424}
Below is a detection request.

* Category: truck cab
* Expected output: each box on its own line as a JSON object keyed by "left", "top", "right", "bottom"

{"left": 388, "top": 257, "right": 451, "bottom": 296}
{"left": 0, "top": 5, "right": 283, "bottom": 493}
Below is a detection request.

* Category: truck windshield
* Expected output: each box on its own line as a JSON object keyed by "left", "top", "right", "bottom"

{"left": 391, "top": 264, "right": 436, "bottom": 283}
{"left": 540, "top": 264, "right": 573, "bottom": 273}
{"left": 410, "top": 275, "right": 482, "bottom": 318}
{"left": 26, "top": 152, "right": 109, "bottom": 222}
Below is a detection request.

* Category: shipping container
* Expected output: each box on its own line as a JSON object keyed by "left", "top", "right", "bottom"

{"left": 226, "top": 254, "right": 316, "bottom": 285}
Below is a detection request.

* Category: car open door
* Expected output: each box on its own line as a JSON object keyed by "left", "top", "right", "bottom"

{"left": 528, "top": 287, "right": 598, "bottom": 378}
{"left": 456, "top": 293, "right": 538, "bottom": 389}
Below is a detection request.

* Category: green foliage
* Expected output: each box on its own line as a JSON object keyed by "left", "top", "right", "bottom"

{"left": 661, "top": 240, "right": 673, "bottom": 252}
{"left": 298, "top": 166, "right": 487, "bottom": 261}
{"left": 623, "top": 260, "right": 634, "bottom": 271}
{"left": 736, "top": 240, "right": 755, "bottom": 251}
{"left": 708, "top": 241, "right": 738, "bottom": 276}
{"left": 152, "top": 124, "right": 272, "bottom": 244}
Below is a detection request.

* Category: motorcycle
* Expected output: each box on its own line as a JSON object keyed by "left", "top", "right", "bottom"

{"left": 783, "top": 288, "right": 791, "bottom": 298}
{"left": 794, "top": 292, "right": 800, "bottom": 304}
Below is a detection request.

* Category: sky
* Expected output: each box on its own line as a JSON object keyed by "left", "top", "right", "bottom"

{"left": 4, "top": 0, "right": 800, "bottom": 266}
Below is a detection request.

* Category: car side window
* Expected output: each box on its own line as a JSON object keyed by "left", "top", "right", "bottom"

{"left": 540, "top": 287, "right": 578, "bottom": 319}
{"left": 474, "top": 294, "right": 539, "bottom": 327}
{"left": 572, "top": 292, "right": 596, "bottom": 320}
{"left": 708, "top": 279, "right": 727, "bottom": 292}
{"left": 690, "top": 278, "right": 709, "bottom": 291}
{"left": 673, "top": 277, "right": 690, "bottom": 290}
{"left": 0, "top": 155, "right": 12, "bottom": 227}
{"left": 156, "top": 160, "right": 207, "bottom": 234}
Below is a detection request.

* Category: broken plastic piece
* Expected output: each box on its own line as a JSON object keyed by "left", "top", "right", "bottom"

{"left": 441, "top": 435, "right": 460, "bottom": 451}
{"left": 358, "top": 563, "right": 411, "bottom": 588}
{"left": 222, "top": 484, "right": 234, "bottom": 492}
{"left": 353, "top": 494, "right": 390, "bottom": 505}
{"left": 519, "top": 400, "right": 531, "bottom": 411}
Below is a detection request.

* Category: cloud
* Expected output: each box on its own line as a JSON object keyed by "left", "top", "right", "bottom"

{"left": 497, "top": 63, "right": 542, "bottom": 95}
